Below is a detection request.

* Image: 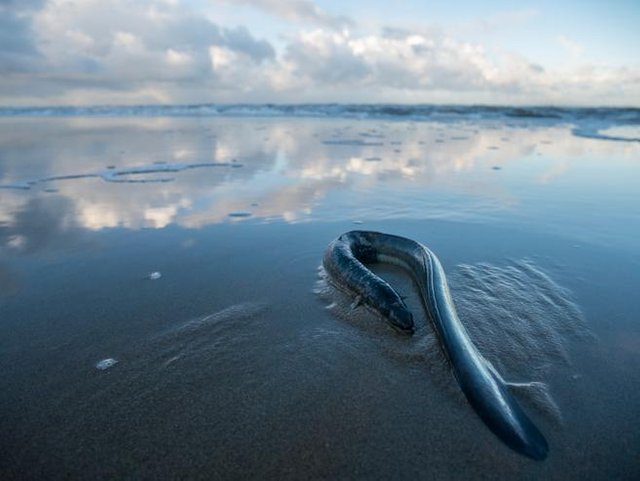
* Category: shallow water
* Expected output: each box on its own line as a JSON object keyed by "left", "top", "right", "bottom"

{"left": 0, "top": 114, "right": 639, "bottom": 480}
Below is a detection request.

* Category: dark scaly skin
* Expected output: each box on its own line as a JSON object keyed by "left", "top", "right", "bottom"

{"left": 322, "top": 231, "right": 549, "bottom": 461}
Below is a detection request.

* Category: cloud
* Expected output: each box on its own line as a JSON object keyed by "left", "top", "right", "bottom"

{"left": 0, "top": 196, "right": 88, "bottom": 254}
{"left": 271, "top": 29, "right": 639, "bottom": 105}
{"left": 0, "top": 0, "right": 45, "bottom": 73}
{"left": 276, "top": 29, "right": 526, "bottom": 95}
{"left": 0, "top": 0, "right": 45, "bottom": 8}
{"left": 37, "top": 0, "right": 274, "bottom": 69}
{"left": 557, "top": 35, "right": 584, "bottom": 58}
{"left": 0, "top": 0, "right": 637, "bottom": 106}
{"left": 217, "top": 0, "right": 354, "bottom": 30}
{"left": 0, "top": 0, "right": 275, "bottom": 103}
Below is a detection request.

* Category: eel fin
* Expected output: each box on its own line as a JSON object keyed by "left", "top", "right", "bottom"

{"left": 486, "top": 359, "right": 563, "bottom": 426}
{"left": 505, "top": 381, "right": 563, "bottom": 426}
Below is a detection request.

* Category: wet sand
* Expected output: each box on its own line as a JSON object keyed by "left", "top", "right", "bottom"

{"left": 0, "top": 116, "right": 639, "bottom": 480}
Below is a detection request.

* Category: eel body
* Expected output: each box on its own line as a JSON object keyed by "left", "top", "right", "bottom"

{"left": 322, "top": 230, "right": 549, "bottom": 461}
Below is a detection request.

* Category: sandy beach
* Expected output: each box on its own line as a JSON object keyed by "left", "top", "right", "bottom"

{"left": 1, "top": 111, "right": 639, "bottom": 480}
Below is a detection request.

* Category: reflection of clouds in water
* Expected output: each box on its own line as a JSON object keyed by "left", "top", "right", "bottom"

{"left": 180, "top": 176, "right": 339, "bottom": 227}
{"left": 1, "top": 118, "right": 638, "bottom": 233}
{"left": 0, "top": 196, "right": 88, "bottom": 254}
{"left": 78, "top": 203, "right": 123, "bottom": 230}
{"left": 537, "top": 160, "right": 571, "bottom": 185}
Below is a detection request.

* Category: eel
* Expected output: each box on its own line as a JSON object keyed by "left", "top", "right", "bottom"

{"left": 322, "top": 230, "right": 549, "bottom": 461}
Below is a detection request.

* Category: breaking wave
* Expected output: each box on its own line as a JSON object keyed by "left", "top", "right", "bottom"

{"left": 1, "top": 104, "right": 639, "bottom": 141}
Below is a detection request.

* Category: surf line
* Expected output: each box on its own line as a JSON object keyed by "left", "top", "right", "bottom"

{"left": 322, "top": 231, "right": 549, "bottom": 460}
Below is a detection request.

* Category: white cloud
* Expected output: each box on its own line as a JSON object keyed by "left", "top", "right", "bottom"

{"left": 274, "top": 29, "right": 529, "bottom": 96}
{"left": 0, "top": 0, "right": 275, "bottom": 103}
{"left": 216, "top": 0, "right": 354, "bottom": 30}
{"left": 270, "top": 29, "right": 639, "bottom": 105}
{"left": 557, "top": 35, "right": 584, "bottom": 58}
{"left": 0, "top": 0, "right": 637, "bottom": 106}
{"left": 0, "top": 0, "right": 45, "bottom": 73}
{"left": 166, "top": 48, "right": 192, "bottom": 66}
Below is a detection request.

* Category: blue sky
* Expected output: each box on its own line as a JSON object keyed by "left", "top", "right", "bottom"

{"left": 206, "top": 0, "right": 639, "bottom": 65}
{"left": 1, "top": 0, "right": 638, "bottom": 106}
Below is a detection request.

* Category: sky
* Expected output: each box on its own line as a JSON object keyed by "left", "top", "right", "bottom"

{"left": 1, "top": 0, "right": 639, "bottom": 106}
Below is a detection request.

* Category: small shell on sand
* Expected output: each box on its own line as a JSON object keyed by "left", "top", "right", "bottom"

{"left": 96, "top": 358, "right": 118, "bottom": 370}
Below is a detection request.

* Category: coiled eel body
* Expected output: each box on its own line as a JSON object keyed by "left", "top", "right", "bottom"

{"left": 322, "top": 231, "right": 549, "bottom": 461}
